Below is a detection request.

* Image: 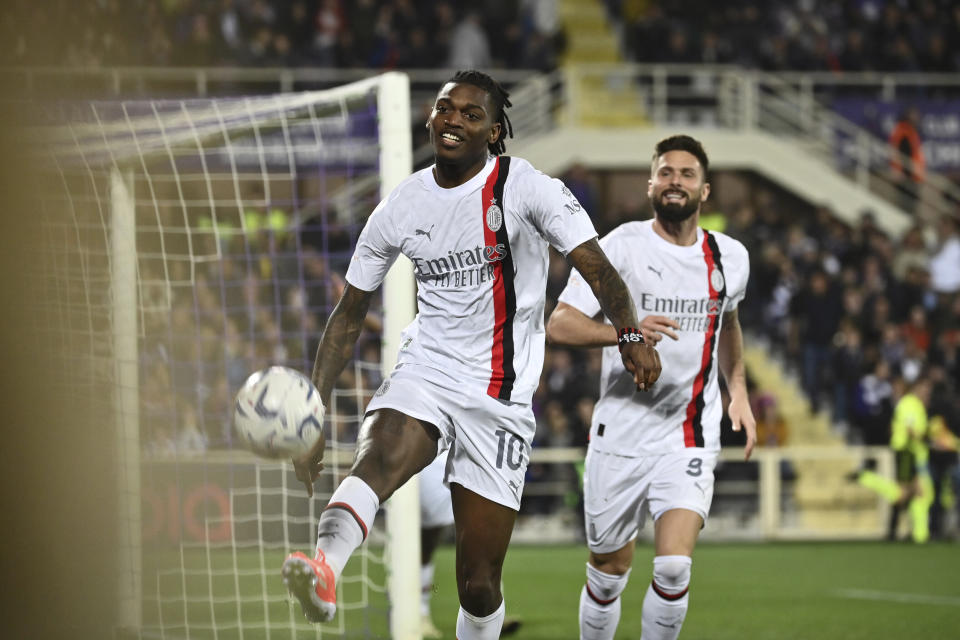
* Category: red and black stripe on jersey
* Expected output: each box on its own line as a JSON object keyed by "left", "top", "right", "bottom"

{"left": 681, "top": 230, "right": 726, "bottom": 448}
{"left": 482, "top": 156, "right": 517, "bottom": 401}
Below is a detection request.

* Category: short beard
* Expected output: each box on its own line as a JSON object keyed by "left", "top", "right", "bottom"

{"left": 652, "top": 193, "right": 699, "bottom": 223}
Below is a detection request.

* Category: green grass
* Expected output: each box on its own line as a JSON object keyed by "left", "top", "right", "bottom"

{"left": 144, "top": 542, "right": 960, "bottom": 639}
{"left": 143, "top": 546, "right": 391, "bottom": 639}
{"left": 428, "top": 542, "right": 960, "bottom": 640}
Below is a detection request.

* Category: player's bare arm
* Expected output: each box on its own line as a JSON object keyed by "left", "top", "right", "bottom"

{"left": 546, "top": 302, "right": 616, "bottom": 346}
{"left": 294, "top": 283, "right": 375, "bottom": 495}
{"left": 547, "top": 303, "right": 680, "bottom": 347}
{"left": 566, "top": 239, "right": 661, "bottom": 390}
{"left": 718, "top": 308, "right": 757, "bottom": 460}
{"left": 311, "top": 283, "right": 375, "bottom": 401}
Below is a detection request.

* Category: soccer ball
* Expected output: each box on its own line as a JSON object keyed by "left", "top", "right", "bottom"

{"left": 233, "top": 366, "right": 325, "bottom": 458}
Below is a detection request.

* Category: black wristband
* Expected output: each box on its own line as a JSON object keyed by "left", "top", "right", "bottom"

{"left": 617, "top": 327, "right": 645, "bottom": 352}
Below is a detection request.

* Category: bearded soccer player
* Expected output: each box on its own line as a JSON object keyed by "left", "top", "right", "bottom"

{"left": 547, "top": 135, "right": 757, "bottom": 640}
{"left": 280, "top": 70, "right": 661, "bottom": 640}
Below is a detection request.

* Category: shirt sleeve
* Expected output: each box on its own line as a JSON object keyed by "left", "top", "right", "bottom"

{"left": 345, "top": 198, "right": 401, "bottom": 292}
{"left": 520, "top": 166, "right": 597, "bottom": 256}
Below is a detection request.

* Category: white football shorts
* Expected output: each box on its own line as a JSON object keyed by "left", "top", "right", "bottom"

{"left": 419, "top": 448, "right": 454, "bottom": 528}
{"left": 366, "top": 363, "right": 534, "bottom": 511}
{"left": 583, "top": 447, "right": 718, "bottom": 554}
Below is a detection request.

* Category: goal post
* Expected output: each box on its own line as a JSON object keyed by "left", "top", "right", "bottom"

{"left": 50, "top": 71, "right": 420, "bottom": 639}
{"left": 111, "top": 165, "right": 143, "bottom": 631}
{"left": 376, "top": 73, "right": 421, "bottom": 640}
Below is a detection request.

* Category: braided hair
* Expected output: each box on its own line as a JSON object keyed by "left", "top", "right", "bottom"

{"left": 449, "top": 70, "right": 514, "bottom": 156}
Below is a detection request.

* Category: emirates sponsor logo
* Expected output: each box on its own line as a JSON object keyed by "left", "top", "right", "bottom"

{"left": 638, "top": 292, "right": 726, "bottom": 332}
{"left": 411, "top": 244, "right": 509, "bottom": 288}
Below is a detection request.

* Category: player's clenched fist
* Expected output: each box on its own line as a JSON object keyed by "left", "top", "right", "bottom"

{"left": 618, "top": 327, "right": 661, "bottom": 391}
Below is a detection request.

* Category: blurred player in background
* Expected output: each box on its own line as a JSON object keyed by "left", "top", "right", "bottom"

{"left": 419, "top": 450, "right": 454, "bottom": 638}
{"left": 855, "top": 374, "right": 934, "bottom": 543}
{"left": 547, "top": 135, "right": 756, "bottom": 640}
{"left": 281, "top": 70, "right": 661, "bottom": 639}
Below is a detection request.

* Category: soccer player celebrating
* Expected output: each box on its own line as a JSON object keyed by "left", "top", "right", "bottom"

{"left": 547, "top": 135, "right": 757, "bottom": 640}
{"left": 281, "top": 70, "right": 661, "bottom": 639}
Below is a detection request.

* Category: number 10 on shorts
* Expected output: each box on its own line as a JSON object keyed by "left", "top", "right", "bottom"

{"left": 495, "top": 429, "right": 525, "bottom": 470}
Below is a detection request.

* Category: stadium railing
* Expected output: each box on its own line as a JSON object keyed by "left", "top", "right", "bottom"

{"left": 563, "top": 64, "right": 960, "bottom": 222}
{"left": 190, "top": 443, "right": 895, "bottom": 543}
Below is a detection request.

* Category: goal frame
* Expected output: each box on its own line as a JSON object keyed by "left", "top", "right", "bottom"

{"left": 110, "top": 71, "right": 420, "bottom": 639}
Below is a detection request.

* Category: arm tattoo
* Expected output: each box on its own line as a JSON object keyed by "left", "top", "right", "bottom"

{"left": 568, "top": 239, "right": 639, "bottom": 330}
{"left": 311, "top": 284, "right": 373, "bottom": 404}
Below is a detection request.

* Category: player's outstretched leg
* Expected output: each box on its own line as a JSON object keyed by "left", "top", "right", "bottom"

{"left": 282, "top": 475, "right": 380, "bottom": 622}
{"left": 640, "top": 555, "right": 691, "bottom": 640}
{"left": 283, "top": 409, "right": 438, "bottom": 623}
{"left": 579, "top": 563, "right": 630, "bottom": 640}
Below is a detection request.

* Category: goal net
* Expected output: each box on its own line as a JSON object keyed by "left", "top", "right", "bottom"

{"left": 40, "top": 72, "right": 418, "bottom": 639}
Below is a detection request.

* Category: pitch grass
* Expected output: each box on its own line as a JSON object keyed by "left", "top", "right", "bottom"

{"left": 144, "top": 542, "right": 959, "bottom": 639}
{"left": 428, "top": 542, "right": 960, "bottom": 640}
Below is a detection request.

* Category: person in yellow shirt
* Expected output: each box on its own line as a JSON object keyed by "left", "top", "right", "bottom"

{"left": 856, "top": 374, "right": 934, "bottom": 543}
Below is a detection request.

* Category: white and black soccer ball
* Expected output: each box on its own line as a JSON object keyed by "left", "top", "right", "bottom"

{"left": 233, "top": 366, "right": 325, "bottom": 458}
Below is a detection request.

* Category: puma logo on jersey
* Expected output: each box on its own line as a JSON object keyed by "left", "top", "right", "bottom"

{"left": 415, "top": 224, "right": 435, "bottom": 241}
{"left": 648, "top": 265, "right": 664, "bottom": 279}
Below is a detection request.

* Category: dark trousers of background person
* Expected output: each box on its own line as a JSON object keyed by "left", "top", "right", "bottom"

{"left": 929, "top": 449, "right": 959, "bottom": 539}
{"left": 802, "top": 343, "right": 832, "bottom": 415}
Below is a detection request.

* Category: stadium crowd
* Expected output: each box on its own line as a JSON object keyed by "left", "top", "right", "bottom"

{"left": 3, "top": 0, "right": 564, "bottom": 72}
{"left": 611, "top": 0, "right": 960, "bottom": 73}
{"left": 6, "top": 0, "right": 960, "bottom": 75}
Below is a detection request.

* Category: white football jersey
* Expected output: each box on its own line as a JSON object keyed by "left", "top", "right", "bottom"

{"left": 347, "top": 155, "right": 597, "bottom": 404}
{"left": 558, "top": 220, "right": 749, "bottom": 455}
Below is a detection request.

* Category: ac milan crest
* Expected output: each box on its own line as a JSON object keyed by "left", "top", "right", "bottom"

{"left": 486, "top": 201, "right": 503, "bottom": 232}
{"left": 710, "top": 268, "right": 725, "bottom": 293}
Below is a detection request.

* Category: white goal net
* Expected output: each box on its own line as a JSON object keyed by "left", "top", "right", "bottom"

{"left": 40, "top": 72, "right": 417, "bottom": 640}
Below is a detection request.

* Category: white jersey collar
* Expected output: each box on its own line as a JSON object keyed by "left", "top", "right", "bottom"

{"left": 421, "top": 156, "right": 498, "bottom": 197}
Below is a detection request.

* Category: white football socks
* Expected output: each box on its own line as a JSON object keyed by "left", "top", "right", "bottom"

{"left": 421, "top": 562, "right": 435, "bottom": 617}
{"left": 314, "top": 475, "right": 379, "bottom": 578}
{"left": 579, "top": 563, "right": 630, "bottom": 640}
{"left": 640, "top": 555, "right": 691, "bottom": 640}
{"left": 456, "top": 600, "right": 505, "bottom": 640}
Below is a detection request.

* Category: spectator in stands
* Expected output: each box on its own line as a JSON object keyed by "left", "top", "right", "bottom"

{"left": 311, "top": 0, "right": 344, "bottom": 67}
{"left": 852, "top": 358, "right": 895, "bottom": 446}
{"left": 754, "top": 392, "right": 788, "bottom": 447}
{"left": 831, "top": 319, "right": 865, "bottom": 428}
{"left": 790, "top": 268, "right": 842, "bottom": 414}
{"left": 447, "top": 11, "right": 492, "bottom": 70}
{"left": 928, "top": 215, "right": 960, "bottom": 298}
{"left": 888, "top": 108, "right": 925, "bottom": 215}
{"left": 891, "top": 225, "right": 929, "bottom": 281}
